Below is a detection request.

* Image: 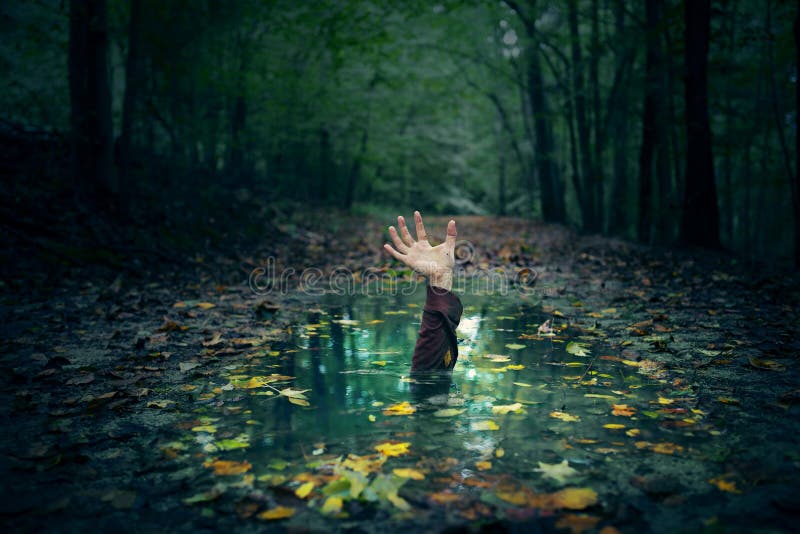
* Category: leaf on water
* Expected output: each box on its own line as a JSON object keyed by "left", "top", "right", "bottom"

{"left": 549, "top": 487, "right": 598, "bottom": 510}
{"left": 584, "top": 394, "right": 617, "bottom": 399}
{"left": 287, "top": 397, "right": 310, "bottom": 406}
{"left": 484, "top": 354, "right": 511, "bottom": 362}
{"left": 374, "top": 442, "right": 411, "bottom": 457}
{"left": 321, "top": 495, "right": 344, "bottom": 515}
{"left": 257, "top": 506, "right": 295, "bottom": 520}
{"left": 635, "top": 441, "right": 684, "bottom": 455}
{"left": 611, "top": 404, "right": 636, "bottom": 417}
{"left": 507, "top": 364, "right": 525, "bottom": 370}
{"left": 748, "top": 356, "right": 786, "bottom": 371}
{"left": 603, "top": 423, "right": 625, "bottom": 429}
{"left": 182, "top": 487, "right": 222, "bottom": 505}
{"left": 197, "top": 302, "right": 216, "bottom": 310}
{"left": 202, "top": 332, "right": 223, "bottom": 347}
{"left": 657, "top": 396, "right": 674, "bottom": 405}
{"left": 505, "top": 343, "right": 526, "bottom": 350}
{"left": 382, "top": 401, "right": 416, "bottom": 416}
{"left": 147, "top": 400, "right": 175, "bottom": 409}
{"left": 207, "top": 460, "right": 251, "bottom": 475}
{"left": 555, "top": 513, "right": 600, "bottom": 533}
{"left": 709, "top": 476, "right": 741, "bottom": 493}
{"left": 550, "top": 411, "right": 580, "bottom": 422}
{"left": 471, "top": 420, "right": 500, "bottom": 431}
{"left": 278, "top": 387, "right": 310, "bottom": 406}
{"left": 429, "top": 490, "right": 462, "bottom": 505}
{"left": 295, "top": 481, "right": 315, "bottom": 498}
{"left": 371, "top": 360, "right": 387, "bottom": 366}
{"left": 393, "top": 468, "right": 425, "bottom": 480}
{"left": 179, "top": 362, "right": 201, "bottom": 372}
{"left": 513, "top": 382, "right": 533, "bottom": 387}
{"left": 433, "top": 408, "right": 466, "bottom": 417}
{"left": 191, "top": 424, "right": 217, "bottom": 433}
{"left": 332, "top": 319, "right": 359, "bottom": 326}
{"left": 214, "top": 434, "right": 250, "bottom": 451}
{"left": 717, "top": 396, "right": 740, "bottom": 405}
{"left": 566, "top": 342, "right": 591, "bottom": 357}
{"left": 475, "top": 460, "right": 492, "bottom": 471}
{"left": 491, "top": 402, "right": 523, "bottom": 415}
{"left": 535, "top": 460, "right": 578, "bottom": 484}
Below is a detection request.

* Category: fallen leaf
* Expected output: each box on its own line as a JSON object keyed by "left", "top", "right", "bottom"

{"left": 555, "top": 514, "right": 600, "bottom": 534}
{"left": 257, "top": 506, "right": 295, "bottom": 520}
{"left": 383, "top": 401, "right": 416, "bottom": 416}
{"left": 430, "top": 490, "right": 462, "bottom": 505}
{"left": 475, "top": 460, "right": 492, "bottom": 471}
{"left": 207, "top": 460, "right": 251, "bottom": 475}
{"left": 748, "top": 356, "right": 786, "bottom": 371}
{"left": 709, "top": 476, "right": 741, "bottom": 493}
{"left": 393, "top": 468, "right": 425, "bottom": 480}
{"left": 505, "top": 343, "right": 526, "bottom": 350}
{"left": 197, "top": 302, "right": 216, "bottom": 310}
{"left": 566, "top": 342, "right": 591, "bottom": 357}
{"left": 371, "top": 360, "right": 387, "bottom": 366}
{"left": 179, "top": 362, "right": 201, "bottom": 372}
{"left": 549, "top": 487, "right": 598, "bottom": 509}
{"left": 374, "top": 441, "right": 411, "bottom": 457}
{"left": 433, "top": 408, "right": 466, "bottom": 417}
{"left": 471, "top": 420, "right": 500, "bottom": 431}
{"left": 535, "top": 460, "right": 578, "bottom": 484}
{"left": 202, "top": 332, "right": 223, "bottom": 347}
{"left": 295, "top": 481, "right": 315, "bottom": 498}
{"left": 321, "top": 496, "right": 343, "bottom": 515}
{"left": 492, "top": 402, "right": 523, "bottom": 415}
{"left": 611, "top": 404, "right": 636, "bottom": 417}
{"left": 550, "top": 411, "right": 580, "bottom": 422}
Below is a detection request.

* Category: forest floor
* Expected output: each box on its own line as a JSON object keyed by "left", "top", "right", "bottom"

{"left": 1, "top": 211, "right": 799, "bottom": 532}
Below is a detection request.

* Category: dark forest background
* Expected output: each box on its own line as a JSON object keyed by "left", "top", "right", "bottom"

{"left": 1, "top": 0, "right": 799, "bottom": 272}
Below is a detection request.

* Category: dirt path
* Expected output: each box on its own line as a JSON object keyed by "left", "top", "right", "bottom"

{"left": 1, "top": 215, "right": 798, "bottom": 531}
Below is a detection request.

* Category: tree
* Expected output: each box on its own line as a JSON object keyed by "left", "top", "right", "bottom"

{"left": 679, "top": 0, "right": 720, "bottom": 247}
{"left": 69, "top": 0, "right": 115, "bottom": 208}
{"left": 795, "top": 6, "right": 800, "bottom": 267}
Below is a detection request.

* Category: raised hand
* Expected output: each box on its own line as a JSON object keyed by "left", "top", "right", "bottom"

{"left": 383, "top": 211, "right": 457, "bottom": 291}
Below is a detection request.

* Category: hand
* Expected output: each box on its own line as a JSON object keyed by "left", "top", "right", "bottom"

{"left": 383, "top": 211, "right": 457, "bottom": 291}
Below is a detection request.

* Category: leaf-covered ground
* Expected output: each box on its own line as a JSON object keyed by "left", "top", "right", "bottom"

{"left": 1, "top": 215, "right": 799, "bottom": 532}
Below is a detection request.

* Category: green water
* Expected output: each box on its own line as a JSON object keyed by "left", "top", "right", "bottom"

{"left": 182, "top": 288, "right": 721, "bottom": 529}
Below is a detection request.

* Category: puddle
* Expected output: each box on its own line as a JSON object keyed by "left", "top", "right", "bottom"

{"left": 175, "top": 288, "right": 725, "bottom": 529}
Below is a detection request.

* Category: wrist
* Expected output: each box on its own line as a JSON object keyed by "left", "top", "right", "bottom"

{"left": 428, "top": 270, "right": 453, "bottom": 292}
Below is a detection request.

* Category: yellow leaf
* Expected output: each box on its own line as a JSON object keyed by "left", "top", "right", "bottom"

{"left": 603, "top": 423, "right": 625, "bottom": 429}
{"left": 505, "top": 343, "right": 526, "bottom": 350}
{"left": 257, "top": 506, "right": 294, "bottom": 520}
{"left": 382, "top": 401, "right": 416, "bottom": 416}
{"left": 555, "top": 513, "right": 600, "bottom": 533}
{"left": 433, "top": 408, "right": 466, "bottom": 417}
{"left": 374, "top": 441, "right": 411, "bottom": 457}
{"left": 709, "top": 476, "right": 741, "bottom": 493}
{"left": 321, "top": 496, "right": 343, "bottom": 515}
{"left": 506, "top": 364, "right": 526, "bottom": 370}
{"left": 295, "top": 481, "right": 315, "bottom": 498}
{"left": 342, "top": 453, "right": 386, "bottom": 473}
{"left": 513, "top": 382, "right": 533, "bottom": 387}
{"left": 191, "top": 425, "right": 217, "bottom": 433}
{"left": 492, "top": 402, "right": 523, "bottom": 415}
{"left": 651, "top": 442, "right": 684, "bottom": 455}
{"left": 471, "top": 420, "right": 500, "bottom": 431}
{"left": 287, "top": 397, "right": 310, "bottom": 406}
{"left": 657, "top": 396, "right": 674, "bottom": 405}
{"left": 475, "top": 460, "right": 492, "bottom": 471}
{"left": 197, "top": 302, "right": 216, "bottom": 310}
{"left": 625, "top": 428, "right": 640, "bottom": 437}
{"left": 206, "top": 460, "right": 251, "bottom": 475}
{"left": 611, "top": 404, "right": 636, "bottom": 417}
{"left": 495, "top": 447, "right": 505, "bottom": 458}
{"left": 393, "top": 468, "right": 425, "bottom": 480}
{"left": 550, "top": 411, "right": 581, "bottom": 422}
{"left": 371, "top": 360, "right": 387, "bottom": 366}
{"left": 566, "top": 342, "right": 591, "bottom": 357}
{"left": 368, "top": 414, "right": 376, "bottom": 422}
{"left": 550, "top": 487, "right": 598, "bottom": 510}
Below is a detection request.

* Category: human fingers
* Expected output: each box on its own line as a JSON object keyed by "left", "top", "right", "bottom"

{"left": 414, "top": 211, "right": 427, "bottom": 242}
{"left": 388, "top": 226, "right": 409, "bottom": 253}
{"left": 397, "top": 216, "right": 415, "bottom": 247}
{"left": 383, "top": 243, "right": 407, "bottom": 263}
{"left": 445, "top": 219, "right": 457, "bottom": 250}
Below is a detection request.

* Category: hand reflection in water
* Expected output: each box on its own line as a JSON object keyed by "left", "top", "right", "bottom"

{"left": 383, "top": 212, "right": 463, "bottom": 401}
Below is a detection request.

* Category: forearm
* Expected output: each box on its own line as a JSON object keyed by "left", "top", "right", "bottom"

{"left": 411, "top": 285, "right": 463, "bottom": 372}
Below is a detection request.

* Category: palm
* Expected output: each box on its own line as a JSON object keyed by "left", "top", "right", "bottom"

{"left": 383, "top": 212, "right": 457, "bottom": 287}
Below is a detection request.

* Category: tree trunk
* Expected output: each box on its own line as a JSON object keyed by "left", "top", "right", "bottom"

{"left": 345, "top": 128, "right": 367, "bottom": 210}
{"left": 590, "top": 0, "right": 604, "bottom": 230}
{"left": 794, "top": 6, "right": 800, "bottom": 267}
{"left": 69, "top": 0, "right": 115, "bottom": 208}
{"left": 679, "top": 0, "right": 720, "bottom": 247}
{"left": 568, "top": 0, "right": 595, "bottom": 230}
{"left": 608, "top": 2, "right": 630, "bottom": 236}
{"left": 119, "top": 0, "right": 144, "bottom": 206}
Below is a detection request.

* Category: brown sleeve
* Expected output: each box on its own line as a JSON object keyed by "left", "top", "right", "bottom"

{"left": 410, "top": 285, "right": 463, "bottom": 372}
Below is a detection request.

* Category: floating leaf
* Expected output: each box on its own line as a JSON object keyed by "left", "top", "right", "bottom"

{"left": 257, "top": 506, "right": 295, "bottom": 520}
{"left": 321, "top": 495, "right": 343, "bottom": 515}
{"left": 179, "top": 362, "right": 201, "bottom": 372}
{"left": 475, "top": 460, "right": 492, "bottom": 471}
{"left": 748, "top": 356, "right": 786, "bottom": 371}
{"left": 513, "top": 382, "right": 533, "bottom": 388}
{"left": 550, "top": 411, "right": 580, "bottom": 422}
{"left": 611, "top": 404, "right": 636, "bottom": 417}
{"left": 550, "top": 487, "right": 598, "bottom": 510}
{"left": 148, "top": 400, "right": 175, "bottom": 409}
{"left": 374, "top": 442, "right": 411, "bottom": 457}
{"left": 197, "top": 302, "right": 216, "bottom": 310}
{"left": 709, "top": 476, "right": 741, "bottom": 493}
{"left": 295, "top": 481, "right": 315, "bottom": 498}
{"left": 371, "top": 360, "right": 387, "bottom": 366}
{"left": 566, "top": 342, "right": 591, "bottom": 357}
{"left": 657, "top": 396, "right": 674, "bottom": 405}
{"left": 555, "top": 513, "right": 600, "bottom": 533}
{"left": 471, "top": 420, "right": 500, "bottom": 431}
{"left": 492, "top": 402, "right": 523, "bottom": 415}
{"left": 535, "top": 460, "right": 578, "bottom": 484}
{"left": 603, "top": 423, "right": 625, "bottom": 429}
{"left": 382, "top": 401, "right": 416, "bottom": 416}
{"left": 207, "top": 460, "right": 251, "bottom": 476}
{"left": 191, "top": 424, "right": 217, "bottom": 433}
{"left": 393, "top": 468, "right": 425, "bottom": 480}
{"left": 182, "top": 487, "right": 222, "bottom": 505}
{"left": 484, "top": 354, "right": 511, "bottom": 362}
{"left": 505, "top": 343, "right": 526, "bottom": 350}
{"left": 343, "top": 453, "right": 386, "bottom": 473}
{"left": 433, "top": 408, "right": 466, "bottom": 417}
